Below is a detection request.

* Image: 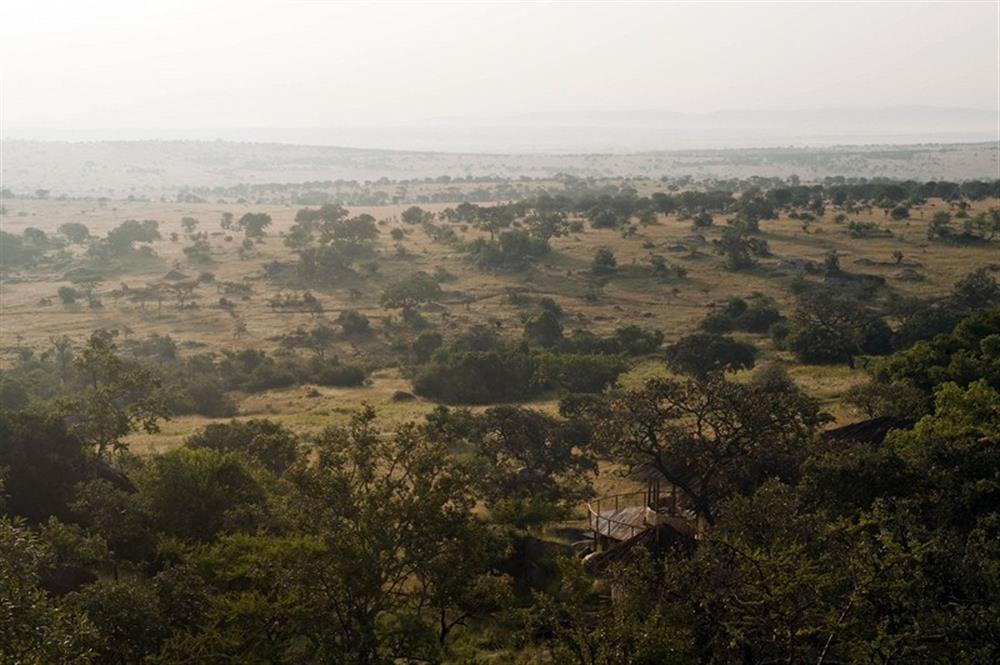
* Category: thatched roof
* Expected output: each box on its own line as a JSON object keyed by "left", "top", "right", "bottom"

{"left": 822, "top": 416, "right": 914, "bottom": 445}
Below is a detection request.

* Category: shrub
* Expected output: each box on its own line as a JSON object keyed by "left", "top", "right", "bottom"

{"left": 311, "top": 361, "right": 366, "bottom": 388}
{"left": 537, "top": 353, "right": 626, "bottom": 393}
{"left": 701, "top": 297, "right": 783, "bottom": 334}
{"left": 186, "top": 419, "right": 299, "bottom": 474}
{"left": 591, "top": 249, "right": 617, "bottom": 274}
{"left": 665, "top": 333, "right": 757, "bottom": 377}
{"left": 137, "top": 448, "right": 266, "bottom": 542}
{"left": 337, "top": 309, "right": 372, "bottom": 336}
{"left": 524, "top": 311, "right": 564, "bottom": 348}
{"left": 58, "top": 286, "right": 80, "bottom": 305}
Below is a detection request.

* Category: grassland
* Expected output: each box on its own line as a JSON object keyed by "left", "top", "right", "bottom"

{"left": 1, "top": 192, "right": 997, "bottom": 463}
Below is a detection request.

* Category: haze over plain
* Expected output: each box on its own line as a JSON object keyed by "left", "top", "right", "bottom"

{"left": 2, "top": 1, "right": 998, "bottom": 152}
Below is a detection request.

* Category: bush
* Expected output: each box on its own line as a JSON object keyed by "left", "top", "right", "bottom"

{"left": 591, "top": 249, "right": 617, "bottom": 274}
{"left": 524, "top": 311, "right": 564, "bottom": 348}
{"left": 412, "top": 332, "right": 443, "bottom": 363}
{"left": 466, "top": 230, "right": 549, "bottom": 271}
{"left": 537, "top": 353, "right": 626, "bottom": 393}
{"left": 0, "top": 410, "right": 91, "bottom": 522}
{"left": 608, "top": 325, "right": 664, "bottom": 355}
{"left": 414, "top": 349, "right": 538, "bottom": 404}
{"left": 186, "top": 419, "right": 299, "bottom": 474}
{"left": 700, "top": 297, "right": 783, "bottom": 334}
{"left": 137, "top": 448, "right": 266, "bottom": 542}
{"left": 57, "top": 286, "right": 80, "bottom": 305}
{"left": 870, "top": 307, "right": 1000, "bottom": 416}
{"left": 163, "top": 373, "right": 237, "bottom": 418}
{"left": 311, "top": 360, "right": 366, "bottom": 388}
{"left": 665, "top": 333, "right": 757, "bottom": 378}
{"left": 336, "top": 309, "right": 372, "bottom": 336}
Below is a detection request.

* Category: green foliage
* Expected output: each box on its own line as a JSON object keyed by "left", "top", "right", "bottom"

{"left": 524, "top": 310, "right": 564, "bottom": 348}
{"left": 591, "top": 248, "right": 617, "bottom": 274}
{"left": 380, "top": 272, "right": 442, "bottom": 310}
{"left": 210, "top": 347, "right": 366, "bottom": 393}
{"left": 401, "top": 205, "right": 432, "bottom": 224}
{"left": 61, "top": 329, "right": 169, "bottom": 455}
{"left": 411, "top": 331, "right": 443, "bottom": 363}
{"left": 58, "top": 222, "right": 91, "bottom": 244}
{"left": 472, "top": 407, "right": 596, "bottom": 528}
{"left": 237, "top": 212, "right": 272, "bottom": 238}
{"left": 413, "top": 335, "right": 627, "bottom": 405}
{"left": 413, "top": 346, "right": 539, "bottom": 405}
{"left": 867, "top": 307, "right": 1000, "bottom": 416}
{"left": 0, "top": 517, "right": 97, "bottom": 664}
{"left": 67, "top": 578, "right": 166, "bottom": 663}
{"left": 138, "top": 447, "right": 267, "bottom": 542}
{"left": 953, "top": 267, "right": 1000, "bottom": 309}
{"left": 466, "top": 229, "right": 550, "bottom": 271}
{"left": 526, "top": 555, "right": 693, "bottom": 665}
{"left": 57, "top": 285, "right": 80, "bottom": 305}
{"left": 700, "top": 296, "right": 783, "bottom": 334}
{"left": 182, "top": 239, "right": 212, "bottom": 263}
{"left": 0, "top": 230, "right": 44, "bottom": 268}
{"left": 713, "top": 222, "right": 769, "bottom": 270}
{"left": 277, "top": 408, "right": 509, "bottom": 661}
{"left": 591, "top": 373, "right": 826, "bottom": 525}
{"left": 105, "top": 219, "right": 161, "bottom": 255}
{"left": 185, "top": 419, "right": 299, "bottom": 474}
{"left": 558, "top": 325, "right": 664, "bottom": 356}
{"left": 537, "top": 353, "right": 628, "bottom": 394}
{"left": 0, "top": 410, "right": 91, "bottom": 522}
{"left": 787, "top": 289, "right": 891, "bottom": 367}
{"left": 665, "top": 332, "right": 757, "bottom": 377}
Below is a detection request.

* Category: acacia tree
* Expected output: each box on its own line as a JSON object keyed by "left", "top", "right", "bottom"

{"left": 665, "top": 332, "right": 756, "bottom": 378}
{"left": 238, "top": 212, "right": 272, "bottom": 239}
{"left": 713, "top": 222, "right": 769, "bottom": 270}
{"left": 62, "top": 329, "right": 169, "bottom": 457}
{"left": 787, "top": 290, "right": 891, "bottom": 368}
{"left": 379, "top": 272, "right": 442, "bottom": 314}
{"left": 590, "top": 374, "right": 826, "bottom": 526}
{"left": 57, "top": 222, "right": 90, "bottom": 245}
{"left": 401, "top": 206, "right": 431, "bottom": 225}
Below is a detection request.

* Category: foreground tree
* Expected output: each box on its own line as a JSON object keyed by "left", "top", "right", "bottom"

{"left": 61, "top": 329, "right": 169, "bottom": 457}
{"left": 282, "top": 407, "right": 509, "bottom": 662}
{"left": 590, "top": 373, "right": 827, "bottom": 526}
{"left": 0, "top": 517, "right": 97, "bottom": 663}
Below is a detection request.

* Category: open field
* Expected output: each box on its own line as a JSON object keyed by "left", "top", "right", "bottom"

{"left": 3, "top": 190, "right": 997, "bottom": 458}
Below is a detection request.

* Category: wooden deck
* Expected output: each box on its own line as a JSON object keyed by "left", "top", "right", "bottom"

{"left": 589, "top": 505, "right": 648, "bottom": 541}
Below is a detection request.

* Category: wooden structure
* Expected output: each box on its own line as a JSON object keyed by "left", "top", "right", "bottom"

{"left": 586, "top": 479, "right": 691, "bottom": 550}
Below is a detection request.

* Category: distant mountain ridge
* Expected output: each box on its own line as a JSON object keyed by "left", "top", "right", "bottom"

{"left": 6, "top": 107, "right": 997, "bottom": 153}
{"left": 447, "top": 106, "right": 999, "bottom": 132}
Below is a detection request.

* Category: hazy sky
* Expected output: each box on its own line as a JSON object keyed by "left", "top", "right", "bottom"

{"left": 2, "top": 1, "right": 998, "bottom": 131}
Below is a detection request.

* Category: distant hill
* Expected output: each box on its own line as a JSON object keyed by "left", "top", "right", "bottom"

{"left": 1, "top": 140, "right": 997, "bottom": 197}
{"left": 488, "top": 106, "right": 997, "bottom": 132}
{"left": 6, "top": 107, "right": 997, "bottom": 154}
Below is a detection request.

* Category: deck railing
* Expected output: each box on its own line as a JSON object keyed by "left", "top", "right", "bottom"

{"left": 586, "top": 489, "right": 653, "bottom": 541}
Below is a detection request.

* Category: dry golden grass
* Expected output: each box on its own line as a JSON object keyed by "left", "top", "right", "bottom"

{"left": 2, "top": 195, "right": 997, "bottom": 451}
